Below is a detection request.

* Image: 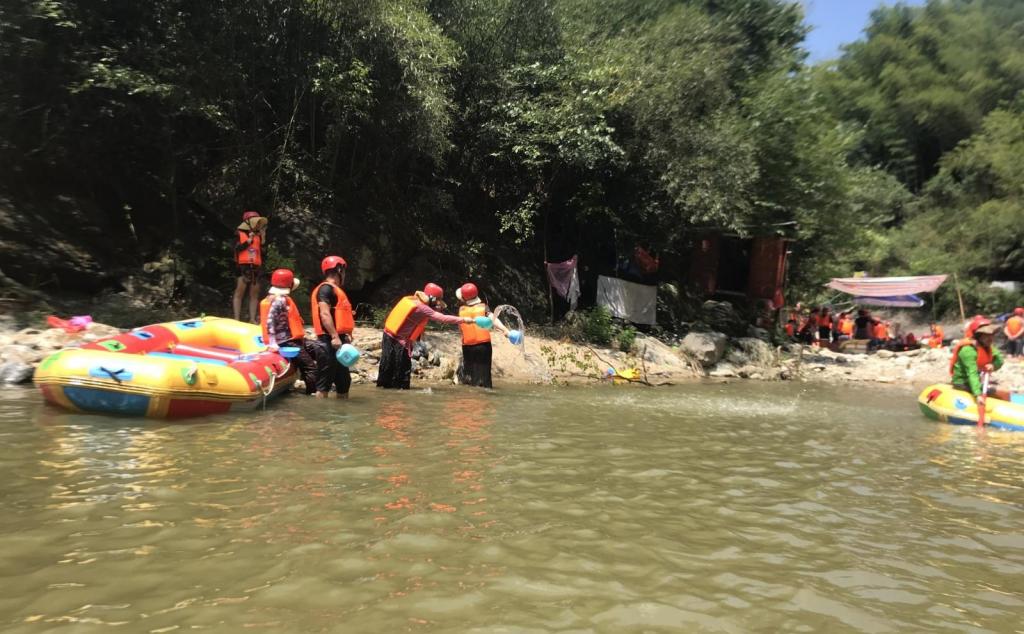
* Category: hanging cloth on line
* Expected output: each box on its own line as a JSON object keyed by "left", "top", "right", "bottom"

{"left": 545, "top": 255, "right": 580, "bottom": 311}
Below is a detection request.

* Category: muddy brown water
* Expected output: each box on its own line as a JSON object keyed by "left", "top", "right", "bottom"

{"left": 1, "top": 382, "right": 1023, "bottom": 632}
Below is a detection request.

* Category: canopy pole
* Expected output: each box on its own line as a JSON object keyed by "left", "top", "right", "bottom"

{"left": 953, "top": 272, "right": 966, "bottom": 323}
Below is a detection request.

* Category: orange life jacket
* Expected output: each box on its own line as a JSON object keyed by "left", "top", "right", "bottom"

{"left": 817, "top": 314, "right": 832, "bottom": 329}
{"left": 459, "top": 304, "right": 490, "bottom": 345}
{"left": 1007, "top": 316, "right": 1024, "bottom": 337}
{"left": 873, "top": 323, "right": 888, "bottom": 339}
{"left": 310, "top": 282, "right": 354, "bottom": 336}
{"left": 259, "top": 295, "right": 304, "bottom": 344}
{"left": 384, "top": 296, "right": 426, "bottom": 342}
{"left": 784, "top": 322, "right": 795, "bottom": 337}
{"left": 236, "top": 230, "right": 262, "bottom": 265}
{"left": 948, "top": 339, "right": 994, "bottom": 375}
{"left": 839, "top": 318, "right": 854, "bottom": 336}
{"left": 929, "top": 326, "right": 944, "bottom": 348}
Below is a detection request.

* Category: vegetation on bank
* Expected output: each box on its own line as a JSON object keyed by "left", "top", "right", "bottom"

{"left": 0, "top": 0, "right": 1021, "bottom": 324}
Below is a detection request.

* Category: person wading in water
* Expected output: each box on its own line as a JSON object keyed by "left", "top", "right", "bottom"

{"left": 376, "top": 284, "right": 474, "bottom": 390}
{"left": 454, "top": 282, "right": 509, "bottom": 388}
{"left": 310, "top": 256, "right": 355, "bottom": 399}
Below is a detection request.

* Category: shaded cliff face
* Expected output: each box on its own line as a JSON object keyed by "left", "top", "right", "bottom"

{"left": 0, "top": 182, "right": 550, "bottom": 329}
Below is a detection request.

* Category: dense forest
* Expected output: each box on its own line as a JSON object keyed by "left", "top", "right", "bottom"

{"left": 1, "top": 0, "right": 1022, "bottom": 324}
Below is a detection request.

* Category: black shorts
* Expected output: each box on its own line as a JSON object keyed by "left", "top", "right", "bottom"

{"left": 238, "top": 264, "right": 262, "bottom": 283}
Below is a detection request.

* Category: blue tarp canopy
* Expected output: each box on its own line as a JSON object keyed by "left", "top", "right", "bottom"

{"left": 851, "top": 294, "right": 925, "bottom": 308}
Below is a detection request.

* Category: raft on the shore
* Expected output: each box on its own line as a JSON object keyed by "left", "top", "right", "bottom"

{"left": 917, "top": 384, "right": 1024, "bottom": 432}
{"left": 33, "top": 317, "right": 295, "bottom": 418}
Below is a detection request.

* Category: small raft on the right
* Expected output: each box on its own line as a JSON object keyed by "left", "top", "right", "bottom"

{"left": 918, "top": 384, "right": 1024, "bottom": 431}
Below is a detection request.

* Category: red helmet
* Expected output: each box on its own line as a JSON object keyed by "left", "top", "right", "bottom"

{"left": 321, "top": 255, "right": 347, "bottom": 274}
{"left": 457, "top": 283, "right": 478, "bottom": 302}
{"left": 1015, "top": 307, "right": 1024, "bottom": 316}
{"left": 965, "top": 315, "right": 991, "bottom": 338}
{"left": 242, "top": 210, "right": 260, "bottom": 221}
{"left": 270, "top": 268, "right": 294, "bottom": 289}
{"left": 423, "top": 283, "right": 444, "bottom": 300}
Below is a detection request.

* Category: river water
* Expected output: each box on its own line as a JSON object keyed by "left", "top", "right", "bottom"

{"left": 1, "top": 382, "right": 1023, "bottom": 633}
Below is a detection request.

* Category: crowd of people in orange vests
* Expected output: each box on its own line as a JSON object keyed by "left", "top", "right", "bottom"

{"left": 781, "top": 303, "right": 1024, "bottom": 357}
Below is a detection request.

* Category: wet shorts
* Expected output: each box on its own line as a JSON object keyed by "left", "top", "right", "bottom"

{"left": 237, "top": 264, "right": 262, "bottom": 284}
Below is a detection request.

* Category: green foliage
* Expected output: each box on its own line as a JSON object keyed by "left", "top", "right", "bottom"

{"left": 616, "top": 326, "right": 636, "bottom": 353}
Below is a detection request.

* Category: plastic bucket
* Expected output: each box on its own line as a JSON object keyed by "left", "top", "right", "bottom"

{"left": 508, "top": 329, "right": 523, "bottom": 345}
{"left": 336, "top": 343, "right": 361, "bottom": 367}
{"left": 474, "top": 316, "right": 493, "bottom": 330}
{"left": 278, "top": 346, "right": 300, "bottom": 359}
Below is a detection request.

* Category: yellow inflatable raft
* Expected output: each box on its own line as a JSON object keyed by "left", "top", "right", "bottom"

{"left": 34, "top": 317, "right": 296, "bottom": 419}
{"left": 917, "top": 384, "right": 1024, "bottom": 432}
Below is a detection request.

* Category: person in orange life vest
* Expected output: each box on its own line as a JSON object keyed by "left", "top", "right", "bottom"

{"left": 455, "top": 283, "right": 510, "bottom": 388}
{"left": 376, "top": 283, "right": 475, "bottom": 390}
{"left": 260, "top": 269, "right": 316, "bottom": 395}
{"left": 835, "top": 312, "right": 853, "bottom": 340}
{"left": 797, "top": 308, "right": 818, "bottom": 344}
{"left": 817, "top": 306, "right": 834, "bottom": 345}
{"left": 310, "top": 255, "right": 355, "bottom": 399}
{"left": 233, "top": 210, "right": 267, "bottom": 323}
{"left": 950, "top": 321, "right": 1008, "bottom": 400}
{"left": 927, "top": 323, "right": 945, "bottom": 348}
{"left": 784, "top": 318, "right": 797, "bottom": 339}
{"left": 1004, "top": 307, "right": 1024, "bottom": 357}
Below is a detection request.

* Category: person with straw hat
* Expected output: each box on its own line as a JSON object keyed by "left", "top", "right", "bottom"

{"left": 950, "top": 319, "right": 1008, "bottom": 400}
{"left": 260, "top": 268, "right": 316, "bottom": 394}
{"left": 233, "top": 210, "right": 268, "bottom": 323}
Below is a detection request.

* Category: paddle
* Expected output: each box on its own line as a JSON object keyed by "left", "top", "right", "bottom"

{"left": 977, "top": 371, "right": 989, "bottom": 427}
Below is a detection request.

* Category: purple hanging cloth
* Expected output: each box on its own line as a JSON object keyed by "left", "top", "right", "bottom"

{"left": 545, "top": 255, "right": 580, "bottom": 310}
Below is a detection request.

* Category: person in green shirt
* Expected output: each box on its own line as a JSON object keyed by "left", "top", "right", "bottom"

{"left": 951, "top": 322, "right": 1008, "bottom": 400}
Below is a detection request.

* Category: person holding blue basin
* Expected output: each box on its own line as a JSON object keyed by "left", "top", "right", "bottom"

{"left": 260, "top": 268, "right": 317, "bottom": 395}
{"left": 311, "top": 255, "right": 356, "bottom": 399}
{"left": 455, "top": 282, "right": 509, "bottom": 388}
{"left": 377, "top": 283, "right": 475, "bottom": 389}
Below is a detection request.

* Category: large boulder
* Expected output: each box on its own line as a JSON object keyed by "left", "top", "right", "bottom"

{"left": 701, "top": 300, "right": 747, "bottom": 336}
{"left": 681, "top": 331, "right": 728, "bottom": 367}
{"left": 726, "top": 337, "right": 774, "bottom": 368}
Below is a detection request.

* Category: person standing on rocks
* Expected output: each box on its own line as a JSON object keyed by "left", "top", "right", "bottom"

{"left": 310, "top": 256, "right": 355, "bottom": 399}
{"left": 376, "top": 284, "right": 474, "bottom": 390}
{"left": 260, "top": 268, "right": 316, "bottom": 395}
{"left": 1004, "top": 307, "right": 1024, "bottom": 358}
{"left": 454, "top": 282, "right": 509, "bottom": 388}
{"left": 233, "top": 211, "right": 267, "bottom": 323}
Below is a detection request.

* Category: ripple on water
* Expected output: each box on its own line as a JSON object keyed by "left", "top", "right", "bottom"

{"left": 2, "top": 383, "right": 1024, "bottom": 632}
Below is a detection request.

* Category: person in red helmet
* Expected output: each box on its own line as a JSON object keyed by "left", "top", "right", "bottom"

{"left": 1004, "top": 307, "right": 1024, "bottom": 358}
{"left": 376, "top": 283, "right": 475, "bottom": 389}
{"left": 259, "top": 268, "right": 316, "bottom": 394}
{"left": 233, "top": 210, "right": 268, "bottom": 323}
{"left": 455, "top": 282, "right": 509, "bottom": 388}
{"left": 310, "top": 255, "right": 355, "bottom": 399}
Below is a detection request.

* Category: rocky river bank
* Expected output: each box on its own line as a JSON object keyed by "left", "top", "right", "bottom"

{"left": 5, "top": 317, "right": 1022, "bottom": 393}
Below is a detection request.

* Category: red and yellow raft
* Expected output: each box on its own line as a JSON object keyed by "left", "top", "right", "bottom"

{"left": 33, "top": 317, "right": 296, "bottom": 418}
{"left": 918, "top": 383, "right": 1024, "bottom": 432}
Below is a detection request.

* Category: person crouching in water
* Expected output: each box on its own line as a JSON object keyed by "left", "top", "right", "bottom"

{"left": 311, "top": 255, "right": 355, "bottom": 399}
{"left": 455, "top": 283, "right": 509, "bottom": 388}
{"left": 261, "top": 268, "right": 316, "bottom": 394}
{"left": 950, "top": 320, "right": 1009, "bottom": 401}
{"left": 377, "top": 283, "right": 475, "bottom": 389}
